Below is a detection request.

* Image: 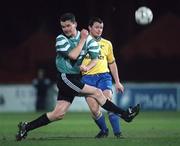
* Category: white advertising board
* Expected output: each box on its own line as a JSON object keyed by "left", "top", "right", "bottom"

{"left": 0, "top": 85, "right": 36, "bottom": 112}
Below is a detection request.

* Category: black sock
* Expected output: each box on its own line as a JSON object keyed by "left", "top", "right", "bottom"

{"left": 26, "top": 113, "right": 51, "bottom": 132}
{"left": 102, "top": 100, "right": 126, "bottom": 116}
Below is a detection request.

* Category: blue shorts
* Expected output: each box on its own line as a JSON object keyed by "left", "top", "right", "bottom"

{"left": 81, "top": 72, "right": 112, "bottom": 91}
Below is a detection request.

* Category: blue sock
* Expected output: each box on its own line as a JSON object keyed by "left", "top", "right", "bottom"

{"left": 94, "top": 112, "right": 108, "bottom": 132}
{"left": 108, "top": 112, "right": 121, "bottom": 134}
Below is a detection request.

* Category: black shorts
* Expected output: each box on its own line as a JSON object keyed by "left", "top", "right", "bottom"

{"left": 56, "top": 72, "right": 85, "bottom": 103}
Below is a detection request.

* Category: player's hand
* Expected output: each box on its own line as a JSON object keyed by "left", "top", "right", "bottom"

{"left": 80, "top": 29, "right": 89, "bottom": 40}
{"left": 115, "top": 82, "right": 124, "bottom": 93}
{"left": 80, "top": 64, "right": 88, "bottom": 72}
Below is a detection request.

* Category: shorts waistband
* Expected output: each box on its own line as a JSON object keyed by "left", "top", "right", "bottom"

{"left": 83, "top": 72, "right": 109, "bottom": 76}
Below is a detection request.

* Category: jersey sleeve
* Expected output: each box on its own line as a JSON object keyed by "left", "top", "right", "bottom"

{"left": 86, "top": 36, "right": 100, "bottom": 59}
{"left": 107, "top": 41, "right": 115, "bottom": 64}
{"left": 55, "top": 35, "right": 70, "bottom": 57}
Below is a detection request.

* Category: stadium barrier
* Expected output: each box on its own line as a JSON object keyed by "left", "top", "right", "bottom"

{"left": 116, "top": 83, "right": 180, "bottom": 111}
{"left": 0, "top": 83, "right": 180, "bottom": 112}
{"left": 0, "top": 85, "right": 36, "bottom": 112}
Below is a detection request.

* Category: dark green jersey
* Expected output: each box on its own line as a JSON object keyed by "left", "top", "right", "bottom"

{"left": 55, "top": 31, "right": 100, "bottom": 74}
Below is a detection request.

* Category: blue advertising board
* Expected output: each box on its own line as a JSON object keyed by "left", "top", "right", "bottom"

{"left": 116, "top": 84, "right": 179, "bottom": 111}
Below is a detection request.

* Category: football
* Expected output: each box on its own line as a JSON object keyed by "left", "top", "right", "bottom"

{"left": 135, "top": 6, "right": 153, "bottom": 25}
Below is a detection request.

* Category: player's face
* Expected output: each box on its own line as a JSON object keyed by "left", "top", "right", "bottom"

{"left": 60, "top": 20, "right": 77, "bottom": 37}
{"left": 89, "top": 22, "right": 103, "bottom": 38}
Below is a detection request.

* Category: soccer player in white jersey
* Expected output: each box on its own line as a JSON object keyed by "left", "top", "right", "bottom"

{"left": 16, "top": 13, "right": 140, "bottom": 141}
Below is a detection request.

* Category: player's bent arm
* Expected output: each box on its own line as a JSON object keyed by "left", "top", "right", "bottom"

{"left": 68, "top": 29, "right": 88, "bottom": 60}
{"left": 80, "top": 59, "right": 98, "bottom": 72}
{"left": 68, "top": 38, "right": 86, "bottom": 60}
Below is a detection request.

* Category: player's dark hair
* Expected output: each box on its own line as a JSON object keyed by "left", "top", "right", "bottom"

{"left": 60, "top": 13, "right": 76, "bottom": 23}
{"left": 88, "top": 17, "right": 103, "bottom": 27}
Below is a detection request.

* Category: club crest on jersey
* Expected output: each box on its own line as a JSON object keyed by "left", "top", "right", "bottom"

{"left": 100, "top": 45, "right": 105, "bottom": 49}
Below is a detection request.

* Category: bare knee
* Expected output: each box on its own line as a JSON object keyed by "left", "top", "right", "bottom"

{"left": 94, "top": 88, "right": 104, "bottom": 98}
{"left": 93, "top": 88, "right": 106, "bottom": 105}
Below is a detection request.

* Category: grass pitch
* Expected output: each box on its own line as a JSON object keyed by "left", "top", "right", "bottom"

{"left": 0, "top": 111, "right": 180, "bottom": 146}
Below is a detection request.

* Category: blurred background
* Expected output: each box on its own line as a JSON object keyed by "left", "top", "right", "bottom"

{"left": 0, "top": 0, "right": 180, "bottom": 112}
{"left": 1, "top": 0, "right": 180, "bottom": 83}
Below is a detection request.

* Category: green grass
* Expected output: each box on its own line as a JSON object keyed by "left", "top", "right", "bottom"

{"left": 0, "top": 111, "right": 180, "bottom": 146}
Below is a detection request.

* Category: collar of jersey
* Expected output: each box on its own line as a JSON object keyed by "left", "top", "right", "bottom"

{"left": 94, "top": 36, "right": 101, "bottom": 42}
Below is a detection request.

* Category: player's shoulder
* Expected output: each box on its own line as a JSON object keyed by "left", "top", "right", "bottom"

{"left": 87, "top": 35, "right": 94, "bottom": 41}
{"left": 56, "top": 34, "right": 67, "bottom": 41}
{"left": 86, "top": 35, "right": 98, "bottom": 45}
{"left": 100, "top": 38, "right": 112, "bottom": 46}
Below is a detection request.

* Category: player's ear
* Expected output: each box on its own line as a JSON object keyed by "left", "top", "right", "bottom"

{"left": 88, "top": 26, "right": 91, "bottom": 31}
{"left": 74, "top": 22, "right": 77, "bottom": 28}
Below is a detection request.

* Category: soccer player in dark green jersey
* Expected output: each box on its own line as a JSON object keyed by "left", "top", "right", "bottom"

{"left": 16, "top": 13, "right": 140, "bottom": 141}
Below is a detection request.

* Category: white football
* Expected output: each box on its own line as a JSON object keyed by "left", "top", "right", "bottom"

{"left": 135, "top": 6, "right": 153, "bottom": 25}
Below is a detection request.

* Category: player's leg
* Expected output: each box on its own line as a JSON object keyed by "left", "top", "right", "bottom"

{"left": 97, "top": 73, "right": 121, "bottom": 138}
{"left": 80, "top": 72, "right": 128, "bottom": 117}
{"left": 86, "top": 97, "right": 109, "bottom": 138}
{"left": 81, "top": 84, "right": 140, "bottom": 122}
{"left": 81, "top": 74, "right": 109, "bottom": 138}
{"left": 16, "top": 73, "right": 77, "bottom": 141}
{"left": 16, "top": 99, "right": 72, "bottom": 141}
{"left": 108, "top": 112, "right": 121, "bottom": 137}
{"left": 103, "top": 90, "right": 121, "bottom": 137}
